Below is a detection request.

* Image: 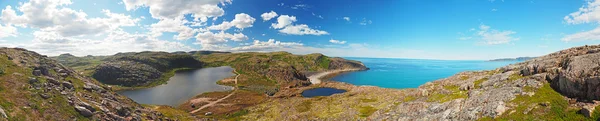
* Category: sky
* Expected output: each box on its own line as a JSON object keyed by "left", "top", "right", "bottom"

{"left": 0, "top": 0, "right": 599, "bottom": 60}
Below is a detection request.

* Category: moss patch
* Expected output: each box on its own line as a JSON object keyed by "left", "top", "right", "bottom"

{"left": 492, "top": 83, "right": 591, "bottom": 120}
{"left": 296, "top": 100, "right": 313, "bottom": 113}
{"left": 358, "top": 106, "right": 377, "bottom": 117}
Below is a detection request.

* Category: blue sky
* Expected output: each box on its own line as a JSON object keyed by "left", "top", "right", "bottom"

{"left": 0, "top": 0, "right": 599, "bottom": 60}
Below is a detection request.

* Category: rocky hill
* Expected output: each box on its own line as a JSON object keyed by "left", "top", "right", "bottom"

{"left": 195, "top": 52, "right": 368, "bottom": 95}
{"left": 0, "top": 48, "right": 171, "bottom": 120}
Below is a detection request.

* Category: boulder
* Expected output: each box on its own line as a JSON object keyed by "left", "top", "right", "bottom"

{"left": 580, "top": 105, "right": 595, "bottom": 117}
{"left": 74, "top": 106, "right": 94, "bottom": 117}
{"left": 32, "top": 70, "right": 42, "bottom": 76}
{"left": 77, "top": 101, "right": 96, "bottom": 112}
{"left": 61, "top": 81, "right": 73, "bottom": 89}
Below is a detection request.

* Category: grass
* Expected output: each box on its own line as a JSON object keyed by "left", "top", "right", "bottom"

{"left": 403, "top": 96, "right": 417, "bottom": 102}
{"left": 460, "top": 75, "right": 469, "bottom": 80}
{"left": 474, "top": 77, "right": 488, "bottom": 89}
{"left": 490, "top": 83, "right": 592, "bottom": 120}
{"left": 296, "top": 100, "right": 313, "bottom": 113}
{"left": 225, "top": 109, "right": 249, "bottom": 120}
{"left": 360, "top": 98, "right": 378, "bottom": 103}
{"left": 508, "top": 73, "right": 524, "bottom": 82}
{"left": 146, "top": 105, "right": 196, "bottom": 121}
{"left": 426, "top": 85, "right": 467, "bottom": 103}
{"left": 358, "top": 106, "right": 377, "bottom": 117}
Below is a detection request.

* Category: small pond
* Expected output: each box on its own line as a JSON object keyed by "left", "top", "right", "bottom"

{"left": 301, "top": 87, "right": 347, "bottom": 97}
{"left": 118, "top": 66, "right": 235, "bottom": 107}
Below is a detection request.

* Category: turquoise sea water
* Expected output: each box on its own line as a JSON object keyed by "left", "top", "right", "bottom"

{"left": 331, "top": 57, "right": 522, "bottom": 89}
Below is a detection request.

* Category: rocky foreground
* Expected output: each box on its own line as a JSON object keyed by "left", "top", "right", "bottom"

{"left": 236, "top": 45, "right": 600, "bottom": 121}
{"left": 0, "top": 48, "right": 172, "bottom": 120}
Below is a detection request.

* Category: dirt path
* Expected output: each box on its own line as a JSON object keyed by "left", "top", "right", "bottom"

{"left": 190, "top": 69, "right": 240, "bottom": 114}
{"left": 308, "top": 68, "right": 362, "bottom": 84}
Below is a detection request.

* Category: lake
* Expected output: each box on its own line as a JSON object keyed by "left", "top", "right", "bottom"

{"left": 331, "top": 57, "right": 522, "bottom": 89}
{"left": 118, "top": 66, "right": 235, "bottom": 107}
{"left": 302, "top": 87, "right": 347, "bottom": 97}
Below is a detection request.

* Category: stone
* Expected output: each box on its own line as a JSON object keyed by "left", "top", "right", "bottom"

{"left": 39, "top": 93, "right": 50, "bottom": 99}
{"left": 77, "top": 101, "right": 96, "bottom": 112}
{"left": 205, "top": 112, "right": 213, "bottom": 116}
{"left": 32, "top": 70, "right": 42, "bottom": 76}
{"left": 28, "top": 77, "right": 39, "bottom": 84}
{"left": 539, "top": 101, "right": 550, "bottom": 107}
{"left": 74, "top": 106, "right": 94, "bottom": 117}
{"left": 47, "top": 77, "right": 60, "bottom": 85}
{"left": 580, "top": 106, "right": 595, "bottom": 118}
{"left": 61, "top": 81, "right": 73, "bottom": 89}
{"left": 0, "top": 106, "right": 7, "bottom": 119}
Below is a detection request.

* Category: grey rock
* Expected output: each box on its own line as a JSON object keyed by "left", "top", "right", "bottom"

{"left": 74, "top": 106, "right": 94, "bottom": 117}
{"left": 61, "top": 81, "right": 73, "bottom": 89}
{"left": 32, "top": 70, "right": 42, "bottom": 76}
{"left": 0, "top": 106, "right": 7, "bottom": 119}
{"left": 580, "top": 105, "right": 595, "bottom": 118}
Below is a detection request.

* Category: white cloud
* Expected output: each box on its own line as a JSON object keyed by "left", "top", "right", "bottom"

{"left": 1, "top": 1, "right": 139, "bottom": 37}
{"left": 122, "top": 0, "right": 231, "bottom": 21}
{"left": 359, "top": 18, "right": 372, "bottom": 25}
{"left": 230, "top": 39, "right": 303, "bottom": 51}
{"left": 194, "top": 31, "right": 248, "bottom": 49}
{"left": 329, "top": 39, "right": 346, "bottom": 44}
{"left": 271, "top": 15, "right": 296, "bottom": 29}
{"left": 562, "top": 26, "right": 600, "bottom": 42}
{"left": 290, "top": 4, "right": 309, "bottom": 10}
{"left": 271, "top": 15, "right": 328, "bottom": 35}
{"left": 564, "top": 0, "right": 600, "bottom": 24}
{"left": 261, "top": 11, "right": 278, "bottom": 21}
{"left": 476, "top": 24, "right": 519, "bottom": 45}
{"left": 208, "top": 13, "right": 256, "bottom": 30}
{"left": 279, "top": 24, "right": 329, "bottom": 35}
{"left": 149, "top": 18, "right": 196, "bottom": 40}
{"left": 562, "top": 0, "right": 600, "bottom": 42}
{"left": 0, "top": 24, "right": 17, "bottom": 38}
{"left": 12, "top": 29, "right": 193, "bottom": 56}
{"left": 491, "top": 8, "right": 498, "bottom": 12}
{"left": 343, "top": 17, "right": 350, "bottom": 22}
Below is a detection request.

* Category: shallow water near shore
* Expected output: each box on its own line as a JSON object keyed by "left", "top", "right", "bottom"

{"left": 331, "top": 57, "right": 522, "bottom": 89}
{"left": 118, "top": 66, "right": 235, "bottom": 107}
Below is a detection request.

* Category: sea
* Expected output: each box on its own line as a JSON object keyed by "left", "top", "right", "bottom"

{"left": 330, "top": 57, "right": 522, "bottom": 89}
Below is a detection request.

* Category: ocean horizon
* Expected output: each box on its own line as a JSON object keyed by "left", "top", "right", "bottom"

{"left": 331, "top": 57, "right": 522, "bottom": 89}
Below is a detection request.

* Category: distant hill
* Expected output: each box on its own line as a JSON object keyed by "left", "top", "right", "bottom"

{"left": 488, "top": 57, "right": 535, "bottom": 61}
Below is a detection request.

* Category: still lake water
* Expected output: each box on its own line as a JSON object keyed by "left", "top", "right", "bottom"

{"left": 331, "top": 57, "right": 522, "bottom": 89}
{"left": 118, "top": 66, "right": 235, "bottom": 107}
{"left": 302, "top": 87, "right": 347, "bottom": 97}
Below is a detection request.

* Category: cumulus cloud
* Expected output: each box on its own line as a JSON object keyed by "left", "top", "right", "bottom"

{"left": 562, "top": 0, "right": 600, "bottom": 42}
{"left": 15, "top": 29, "right": 193, "bottom": 56}
{"left": 564, "top": 0, "right": 600, "bottom": 24}
{"left": 208, "top": 13, "right": 256, "bottom": 30}
{"left": 270, "top": 15, "right": 328, "bottom": 35}
{"left": 122, "top": 0, "right": 231, "bottom": 21}
{"left": 279, "top": 24, "right": 329, "bottom": 35}
{"left": 476, "top": 24, "right": 519, "bottom": 45}
{"left": 0, "top": 24, "right": 17, "bottom": 38}
{"left": 194, "top": 31, "right": 248, "bottom": 49}
{"left": 1, "top": 1, "right": 140, "bottom": 37}
{"left": 230, "top": 39, "right": 303, "bottom": 51}
{"left": 329, "top": 39, "right": 346, "bottom": 44}
{"left": 149, "top": 18, "right": 196, "bottom": 40}
{"left": 261, "top": 11, "right": 278, "bottom": 21}
{"left": 271, "top": 15, "right": 297, "bottom": 29}
{"left": 562, "top": 26, "right": 600, "bottom": 42}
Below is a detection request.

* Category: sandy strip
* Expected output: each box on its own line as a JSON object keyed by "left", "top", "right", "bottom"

{"left": 308, "top": 68, "right": 362, "bottom": 84}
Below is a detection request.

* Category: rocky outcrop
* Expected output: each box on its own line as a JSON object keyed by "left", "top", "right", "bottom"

{"left": 0, "top": 47, "right": 170, "bottom": 120}
{"left": 329, "top": 57, "right": 369, "bottom": 70}
{"left": 370, "top": 45, "right": 600, "bottom": 120}
{"left": 91, "top": 52, "right": 202, "bottom": 87}
{"left": 93, "top": 61, "right": 162, "bottom": 86}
